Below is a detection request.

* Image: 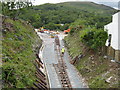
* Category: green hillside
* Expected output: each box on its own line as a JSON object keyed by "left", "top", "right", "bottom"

{"left": 64, "top": 29, "right": 119, "bottom": 88}
{"left": 64, "top": 32, "right": 119, "bottom": 88}
{"left": 2, "top": 16, "right": 42, "bottom": 88}
{"left": 17, "top": 2, "right": 117, "bottom": 29}
{"left": 60, "top": 2, "right": 116, "bottom": 14}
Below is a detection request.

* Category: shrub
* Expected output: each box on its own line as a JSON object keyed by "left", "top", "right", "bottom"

{"left": 80, "top": 28, "right": 108, "bottom": 50}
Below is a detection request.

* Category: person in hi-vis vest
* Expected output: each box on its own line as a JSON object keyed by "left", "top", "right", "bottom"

{"left": 61, "top": 46, "right": 65, "bottom": 55}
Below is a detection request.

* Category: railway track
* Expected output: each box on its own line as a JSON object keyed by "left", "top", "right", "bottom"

{"left": 54, "top": 36, "right": 72, "bottom": 89}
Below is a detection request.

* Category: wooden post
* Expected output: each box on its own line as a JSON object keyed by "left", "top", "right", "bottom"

{"left": 36, "top": 54, "right": 43, "bottom": 64}
{"left": 36, "top": 80, "right": 47, "bottom": 89}
{"left": 35, "top": 59, "right": 43, "bottom": 68}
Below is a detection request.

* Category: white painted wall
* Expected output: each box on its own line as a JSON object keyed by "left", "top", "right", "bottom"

{"left": 118, "top": 12, "right": 120, "bottom": 50}
{"left": 104, "top": 12, "right": 120, "bottom": 50}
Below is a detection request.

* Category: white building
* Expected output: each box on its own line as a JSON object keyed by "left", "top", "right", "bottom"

{"left": 104, "top": 12, "right": 120, "bottom": 61}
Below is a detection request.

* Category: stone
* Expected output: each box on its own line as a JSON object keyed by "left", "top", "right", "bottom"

{"left": 102, "top": 71, "right": 110, "bottom": 77}
{"left": 105, "top": 76, "right": 113, "bottom": 83}
{"left": 8, "top": 38, "right": 13, "bottom": 40}
{"left": 111, "top": 59, "right": 116, "bottom": 63}
{"left": 92, "top": 61, "right": 95, "bottom": 63}
{"left": 92, "top": 65, "right": 94, "bottom": 67}
{"left": 89, "top": 55, "right": 94, "bottom": 60}
{"left": 103, "top": 55, "right": 108, "bottom": 59}
{"left": 17, "top": 36, "right": 23, "bottom": 41}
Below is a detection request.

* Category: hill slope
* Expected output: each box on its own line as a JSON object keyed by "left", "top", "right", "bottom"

{"left": 64, "top": 19, "right": 119, "bottom": 88}
{"left": 2, "top": 16, "right": 42, "bottom": 88}
{"left": 64, "top": 32, "right": 119, "bottom": 88}
{"left": 58, "top": 2, "right": 117, "bottom": 14}
{"left": 17, "top": 2, "right": 117, "bottom": 28}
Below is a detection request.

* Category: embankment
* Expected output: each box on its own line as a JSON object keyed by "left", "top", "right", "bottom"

{"left": 64, "top": 33, "right": 119, "bottom": 88}
{"left": 2, "top": 16, "right": 42, "bottom": 88}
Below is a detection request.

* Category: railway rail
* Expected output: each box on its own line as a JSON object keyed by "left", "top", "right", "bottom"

{"left": 54, "top": 36, "right": 72, "bottom": 89}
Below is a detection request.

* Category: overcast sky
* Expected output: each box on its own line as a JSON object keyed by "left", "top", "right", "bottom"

{"left": 32, "top": 0, "right": 120, "bottom": 5}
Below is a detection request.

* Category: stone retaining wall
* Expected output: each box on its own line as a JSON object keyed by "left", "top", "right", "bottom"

{"left": 107, "top": 46, "right": 120, "bottom": 61}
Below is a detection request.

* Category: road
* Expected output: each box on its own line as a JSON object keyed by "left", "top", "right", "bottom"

{"left": 37, "top": 32, "right": 88, "bottom": 88}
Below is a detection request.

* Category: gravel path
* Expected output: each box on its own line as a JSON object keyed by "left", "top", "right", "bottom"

{"left": 37, "top": 32, "right": 88, "bottom": 88}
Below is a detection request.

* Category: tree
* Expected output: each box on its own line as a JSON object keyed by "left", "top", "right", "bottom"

{"left": 44, "top": 23, "right": 57, "bottom": 30}
{"left": 60, "top": 24, "right": 69, "bottom": 31}
{"left": 1, "top": 1, "right": 33, "bottom": 18}
{"left": 80, "top": 28, "right": 108, "bottom": 50}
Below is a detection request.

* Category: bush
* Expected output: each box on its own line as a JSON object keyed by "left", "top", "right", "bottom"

{"left": 69, "top": 27, "right": 76, "bottom": 34}
{"left": 80, "top": 28, "right": 108, "bottom": 50}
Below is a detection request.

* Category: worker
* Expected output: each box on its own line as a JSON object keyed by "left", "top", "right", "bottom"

{"left": 61, "top": 46, "right": 65, "bottom": 55}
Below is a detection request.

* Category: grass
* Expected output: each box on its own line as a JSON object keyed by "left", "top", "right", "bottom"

{"left": 59, "top": 2, "right": 117, "bottom": 16}
{"left": 64, "top": 31, "right": 119, "bottom": 88}
{"left": 65, "top": 33, "right": 83, "bottom": 58}
{"left": 89, "top": 76, "right": 109, "bottom": 88}
{"left": 2, "top": 17, "right": 42, "bottom": 88}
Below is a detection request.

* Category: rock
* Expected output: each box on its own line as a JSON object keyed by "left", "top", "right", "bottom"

{"left": 114, "top": 78, "right": 117, "bottom": 80}
{"left": 98, "top": 51, "right": 101, "bottom": 55}
{"left": 104, "top": 71, "right": 110, "bottom": 77}
{"left": 92, "top": 61, "right": 95, "bottom": 64}
{"left": 105, "top": 76, "right": 113, "bottom": 83}
{"left": 17, "top": 36, "right": 23, "bottom": 41}
{"left": 14, "top": 35, "right": 17, "bottom": 38}
{"left": 89, "top": 55, "right": 94, "bottom": 60}
{"left": 8, "top": 38, "right": 13, "bottom": 40}
{"left": 2, "top": 29, "right": 7, "bottom": 34}
{"left": 88, "top": 57, "right": 91, "bottom": 60}
{"left": 111, "top": 60, "right": 116, "bottom": 63}
{"left": 89, "top": 76, "right": 92, "bottom": 79}
{"left": 103, "top": 55, "right": 108, "bottom": 59}
{"left": 92, "top": 65, "right": 94, "bottom": 67}
{"left": 118, "top": 68, "right": 120, "bottom": 70}
{"left": 82, "top": 68, "right": 91, "bottom": 73}
{"left": 109, "top": 69, "right": 113, "bottom": 71}
{"left": 78, "top": 54, "right": 83, "bottom": 59}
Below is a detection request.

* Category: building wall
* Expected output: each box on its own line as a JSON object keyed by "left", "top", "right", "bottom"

{"left": 118, "top": 12, "right": 120, "bottom": 50}
{"left": 104, "top": 12, "right": 120, "bottom": 61}
{"left": 104, "top": 12, "right": 119, "bottom": 50}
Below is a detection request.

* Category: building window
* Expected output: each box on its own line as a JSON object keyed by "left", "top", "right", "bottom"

{"left": 108, "top": 34, "right": 112, "bottom": 46}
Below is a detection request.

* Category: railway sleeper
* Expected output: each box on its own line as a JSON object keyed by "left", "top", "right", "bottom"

{"left": 62, "top": 81, "right": 68, "bottom": 84}
{"left": 58, "top": 71, "right": 66, "bottom": 74}
{"left": 63, "top": 85, "right": 69, "bottom": 87}
{"left": 59, "top": 69, "right": 65, "bottom": 72}
{"left": 61, "top": 79, "right": 67, "bottom": 82}
{"left": 60, "top": 75, "right": 68, "bottom": 79}
{"left": 61, "top": 76, "right": 68, "bottom": 80}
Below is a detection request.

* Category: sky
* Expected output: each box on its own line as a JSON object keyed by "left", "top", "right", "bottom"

{"left": 32, "top": 0, "right": 120, "bottom": 5}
